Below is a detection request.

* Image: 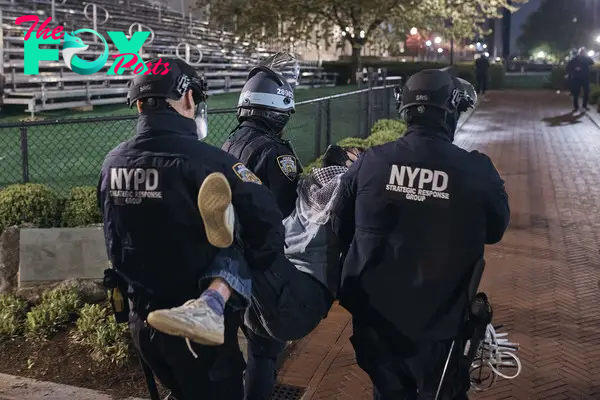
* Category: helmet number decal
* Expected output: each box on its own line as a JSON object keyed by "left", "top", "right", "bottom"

{"left": 276, "top": 155, "right": 298, "bottom": 181}
{"left": 276, "top": 88, "right": 294, "bottom": 98}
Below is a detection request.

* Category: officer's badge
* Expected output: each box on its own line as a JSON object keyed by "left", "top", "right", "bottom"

{"left": 277, "top": 155, "right": 298, "bottom": 181}
{"left": 232, "top": 163, "right": 262, "bottom": 184}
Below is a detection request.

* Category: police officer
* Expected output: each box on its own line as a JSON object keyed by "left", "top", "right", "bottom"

{"left": 567, "top": 47, "right": 594, "bottom": 112}
{"left": 331, "top": 69, "right": 510, "bottom": 399}
{"left": 98, "top": 57, "right": 287, "bottom": 400}
{"left": 221, "top": 54, "right": 302, "bottom": 400}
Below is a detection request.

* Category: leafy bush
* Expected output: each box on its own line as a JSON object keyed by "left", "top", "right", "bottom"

{"left": 303, "top": 119, "right": 406, "bottom": 173}
{"left": 72, "top": 303, "right": 130, "bottom": 366}
{"left": 25, "top": 286, "right": 82, "bottom": 339}
{"left": 61, "top": 186, "right": 102, "bottom": 227}
{"left": 0, "top": 183, "right": 62, "bottom": 234}
{"left": 371, "top": 119, "right": 406, "bottom": 134}
{"left": 0, "top": 294, "right": 29, "bottom": 339}
{"left": 366, "top": 129, "right": 405, "bottom": 147}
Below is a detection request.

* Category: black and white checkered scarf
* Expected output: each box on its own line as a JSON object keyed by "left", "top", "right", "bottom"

{"left": 297, "top": 165, "right": 348, "bottom": 225}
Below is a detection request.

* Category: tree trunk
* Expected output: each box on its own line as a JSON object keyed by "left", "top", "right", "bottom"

{"left": 350, "top": 44, "right": 362, "bottom": 84}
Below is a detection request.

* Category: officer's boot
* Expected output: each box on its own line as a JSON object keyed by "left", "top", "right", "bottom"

{"left": 146, "top": 173, "right": 237, "bottom": 346}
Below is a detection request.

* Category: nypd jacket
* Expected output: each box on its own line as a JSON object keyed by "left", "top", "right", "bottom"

{"left": 331, "top": 126, "right": 510, "bottom": 342}
{"left": 222, "top": 120, "right": 302, "bottom": 218}
{"left": 98, "top": 110, "right": 285, "bottom": 308}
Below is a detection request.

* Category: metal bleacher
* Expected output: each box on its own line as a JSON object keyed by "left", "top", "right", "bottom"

{"left": 0, "top": 0, "right": 338, "bottom": 116}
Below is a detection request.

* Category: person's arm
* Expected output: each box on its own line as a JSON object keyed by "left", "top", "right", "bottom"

{"left": 480, "top": 153, "right": 510, "bottom": 244}
{"left": 331, "top": 155, "right": 364, "bottom": 251}
{"left": 224, "top": 160, "right": 286, "bottom": 270}
{"left": 251, "top": 145, "right": 299, "bottom": 218}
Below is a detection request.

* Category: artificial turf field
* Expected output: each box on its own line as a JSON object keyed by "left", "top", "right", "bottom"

{"left": 0, "top": 85, "right": 386, "bottom": 193}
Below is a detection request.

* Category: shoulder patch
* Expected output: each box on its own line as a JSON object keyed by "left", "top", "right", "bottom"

{"left": 232, "top": 162, "right": 262, "bottom": 184}
{"left": 276, "top": 155, "right": 298, "bottom": 181}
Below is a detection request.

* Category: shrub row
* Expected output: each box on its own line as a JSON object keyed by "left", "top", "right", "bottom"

{"left": 0, "top": 185, "right": 101, "bottom": 235}
{"left": 0, "top": 288, "right": 131, "bottom": 367}
{"left": 303, "top": 118, "right": 407, "bottom": 173}
{"left": 322, "top": 61, "right": 505, "bottom": 90}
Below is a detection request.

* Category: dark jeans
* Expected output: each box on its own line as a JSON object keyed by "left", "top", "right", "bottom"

{"left": 351, "top": 320, "right": 470, "bottom": 400}
{"left": 572, "top": 79, "right": 590, "bottom": 109}
{"left": 129, "top": 311, "right": 245, "bottom": 400}
{"left": 475, "top": 74, "right": 487, "bottom": 95}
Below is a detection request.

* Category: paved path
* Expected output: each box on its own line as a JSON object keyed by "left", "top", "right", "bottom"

{"left": 276, "top": 91, "right": 600, "bottom": 400}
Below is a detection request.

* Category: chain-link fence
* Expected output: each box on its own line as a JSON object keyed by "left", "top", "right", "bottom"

{"left": 0, "top": 86, "right": 397, "bottom": 193}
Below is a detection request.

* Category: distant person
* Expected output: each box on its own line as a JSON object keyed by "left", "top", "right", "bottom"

{"left": 475, "top": 53, "right": 490, "bottom": 98}
{"left": 567, "top": 47, "right": 594, "bottom": 112}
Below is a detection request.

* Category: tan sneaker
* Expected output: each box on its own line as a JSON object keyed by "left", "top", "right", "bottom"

{"left": 147, "top": 299, "right": 225, "bottom": 346}
{"left": 198, "top": 172, "right": 235, "bottom": 248}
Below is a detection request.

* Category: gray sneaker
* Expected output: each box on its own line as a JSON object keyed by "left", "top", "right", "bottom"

{"left": 147, "top": 298, "right": 225, "bottom": 346}
{"left": 198, "top": 172, "right": 236, "bottom": 248}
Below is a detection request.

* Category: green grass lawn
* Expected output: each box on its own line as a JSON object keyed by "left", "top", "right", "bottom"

{"left": 0, "top": 85, "right": 383, "bottom": 193}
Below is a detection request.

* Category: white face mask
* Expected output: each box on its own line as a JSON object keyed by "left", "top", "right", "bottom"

{"left": 195, "top": 102, "right": 208, "bottom": 140}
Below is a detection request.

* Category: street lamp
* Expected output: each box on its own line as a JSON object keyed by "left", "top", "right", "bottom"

{"left": 437, "top": 48, "right": 443, "bottom": 53}
{"left": 434, "top": 36, "right": 442, "bottom": 44}
{"left": 588, "top": 50, "right": 595, "bottom": 57}
{"left": 425, "top": 40, "right": 432, "bottom": 46}
{"left": 410, "top": 27, "right": 418, "bottom": 35}
{"left": 596, "top": 35, "right": 600, "bottom": 43}
{"left": 483, "top": 44, "right": 488, "bottom": 49}
{"left": 537, "top": 50, "right": 545, "bottom": 58}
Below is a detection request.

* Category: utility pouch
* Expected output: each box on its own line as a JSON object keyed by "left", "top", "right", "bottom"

{"left": 103, "top": 268, "right": 130, "bottom": 323}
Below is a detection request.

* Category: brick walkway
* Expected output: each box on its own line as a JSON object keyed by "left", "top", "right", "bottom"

{"left": 276, "top": 91, "right": 600, "bottom": 400}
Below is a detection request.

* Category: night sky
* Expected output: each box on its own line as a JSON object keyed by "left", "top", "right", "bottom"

{"left": 510, "top": 0, "right": 541, "bottom": 52}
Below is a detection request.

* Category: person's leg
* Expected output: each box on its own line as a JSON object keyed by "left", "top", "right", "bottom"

{"left": 482, "top": 75, "right": 488, "bottom": 95}
{"left": 583, "top": 80, "right": 591, "bottom": 109}
{"left": 475, "top": 75, "right": 482, "bottom": 95}
{"left": 350, "top": 320, "right": 418, "bottom": 400}
{"left": 243, "top": 325, "right": 287, "bottom": 400}
{"left": 158, "top": 307, "right": 246, "bottom": 400}
{"left": 147, "top": 172, "right": 252, "bottom": 346}
{"left": 245, "top": 252, "right": 332, "bottom": 341}
{"left": 573, "top": 81, "right": 581, "bottom": 110}
{"left": 147, "top": 246, "right": 252, "bottom": 346}
{"left": 407, "top": 339, "right": 470, "bottom": 400}
{"left": 129, "top": 312, "right": 187, "bottom": 399}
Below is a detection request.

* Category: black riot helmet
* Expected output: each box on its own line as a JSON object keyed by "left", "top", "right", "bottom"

{"left": 237, "top": 52, "right": 298, "bottom": 134}
{"left": 394, "top": 69, "right": 476, "bottom": 139}
{"left": 127, "top": 57, "right": 208, "bottom": 109}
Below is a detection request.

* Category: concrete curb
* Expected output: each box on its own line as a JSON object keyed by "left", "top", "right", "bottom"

{"left": 0, "top": 373, "right": 145, "bottom": 400}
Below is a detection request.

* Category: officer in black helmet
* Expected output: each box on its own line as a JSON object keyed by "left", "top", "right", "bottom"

{"left": 222, "top": 52, "right": 303, "bottom": 400}
{"left": 98, "top": 57, "right": 288, "bottom": 400}
{"left": 331, "top": 69, "right": 510, "bottom": 399}
{"left": 222, "top": 52, "right": 302, "bottom": 218}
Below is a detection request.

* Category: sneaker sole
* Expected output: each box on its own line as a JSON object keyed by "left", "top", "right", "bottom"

{"left": 147, "top": 311, "right": 225, "bottom": 346}
{"left": 198, "top": 172, "right": 234, "bottom": 248}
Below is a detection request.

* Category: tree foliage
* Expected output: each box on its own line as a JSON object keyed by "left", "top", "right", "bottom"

{"left": 517, "top": 0, "right": 593, "bottom": 57}
{"left": 195, "top": 0, "right": 526, "bottom": 64}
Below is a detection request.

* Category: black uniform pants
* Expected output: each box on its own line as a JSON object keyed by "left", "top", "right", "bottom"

{"left": 129, "top": 310, "right": 245, "bottom": 400}
{"left": 242, "top": 252, "right": 333, "bottom": 400}
{"left": 571, "top": 79, "right": 590, "bottom": 109}
{"left": 475, "top": 74, "right": 487, "bottom": 95}
{"left": 350, "top": 320, "right": 470, "bottom": 400}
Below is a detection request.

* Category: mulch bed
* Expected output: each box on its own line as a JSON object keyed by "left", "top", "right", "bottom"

{"left": 0, "top": 326, "right": 294, "bottom": 399}
{"left": 0, "top": 327, "right": 168, "bottom": 399}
